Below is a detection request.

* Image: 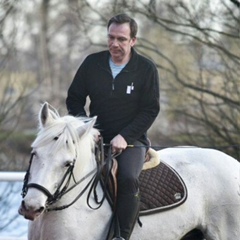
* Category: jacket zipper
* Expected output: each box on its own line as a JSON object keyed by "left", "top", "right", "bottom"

{"left": 112, "top": 79, "right": 115, "bottom": 91}
{"left": 98, "top": 62, "right": 129, "bottom": 94}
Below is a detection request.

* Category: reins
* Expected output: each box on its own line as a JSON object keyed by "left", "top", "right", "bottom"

{"left": 86, "top": 145, "right": 117, "bottom": 210}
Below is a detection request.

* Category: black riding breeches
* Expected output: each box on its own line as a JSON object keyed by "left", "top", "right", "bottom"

{"left": 115, "top": 140, "right": 146, "bottom": 195}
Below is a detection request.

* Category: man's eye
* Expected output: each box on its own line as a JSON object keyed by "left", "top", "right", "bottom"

{"left": 118, "top": 38, "right": 125, "bottom": 42}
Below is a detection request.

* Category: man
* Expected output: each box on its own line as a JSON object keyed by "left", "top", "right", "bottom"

{"left": 66, "top": 13, "right": 160, "bottom": 240}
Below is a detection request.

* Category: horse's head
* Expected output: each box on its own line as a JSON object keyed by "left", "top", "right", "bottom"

{"left": 18, "top": 102, "right": 98, "bottom": 220}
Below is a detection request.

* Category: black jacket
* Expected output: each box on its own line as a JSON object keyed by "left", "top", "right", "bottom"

{"left": 66, "top": 48, "right": 160, "bottom": 145}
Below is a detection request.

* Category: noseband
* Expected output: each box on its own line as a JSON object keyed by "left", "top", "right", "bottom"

{"left": 21, "top": 153, "right": 78, "bottom": 205}
{"left": 21, "top": 137, "right": 112, "bottom": 212}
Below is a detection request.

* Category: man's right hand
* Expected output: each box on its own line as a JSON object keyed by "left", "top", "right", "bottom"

{"left": 110, "top": 134, "right": 127, "bottom": 153}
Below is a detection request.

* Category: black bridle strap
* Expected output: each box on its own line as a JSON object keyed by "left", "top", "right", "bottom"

{"left": 21, "top": 153, "right": 34, "bottom": 198}
{"left": 21, "top": 137, "right": 112, "bottom": 212}
{"left": 27, "top": 183, "right": 54, "bottom": 199}
{"left": 46, "top": 170, "right": 97, "bottom": 211}
{"left": 22, "top": 156, "right": 76, "bottom": 205}
{"left": 48, "top": 163, "right": 75, "bottom": 204}
{"left": 86, "top": 138, "right": 108, "bottom": 209}
{"left": 86, "top": 161, "right": 106, "bottom": 209}
{"left": 26, "top": 163, "right": 75, "bottom": 203}
{"left": 52, "top": 167, "right": 97, "bottom": 198}
{"left": 86, "top": 146, "right": 116, "bottom": 210}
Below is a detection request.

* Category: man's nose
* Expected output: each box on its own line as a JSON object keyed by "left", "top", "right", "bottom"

{"left": 111, "top": 39, "right": 119, "bottom": 46}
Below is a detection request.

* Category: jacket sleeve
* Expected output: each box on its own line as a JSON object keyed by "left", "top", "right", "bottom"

{"left": 119, "top": 64, "right": 160, "bottom": 144}
{"left": 66, "top": 58, "right": 89, "bottom": 117}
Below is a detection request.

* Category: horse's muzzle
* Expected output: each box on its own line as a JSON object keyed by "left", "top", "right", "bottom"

{"left": 18, "top": 200, "right": 45, "bottom": 221}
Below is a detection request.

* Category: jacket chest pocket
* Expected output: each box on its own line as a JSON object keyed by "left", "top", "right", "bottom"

{"left": 112, "top": 84, "right": 139, "bottom": 103}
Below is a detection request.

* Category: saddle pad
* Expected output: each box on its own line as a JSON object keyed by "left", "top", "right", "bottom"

{"left": 139, "top": 161, "right": 187, "bottom": 216}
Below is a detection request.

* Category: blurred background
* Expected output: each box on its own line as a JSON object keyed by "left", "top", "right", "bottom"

{"left": 0, "top": 0, "right": 239, "bottom": 236}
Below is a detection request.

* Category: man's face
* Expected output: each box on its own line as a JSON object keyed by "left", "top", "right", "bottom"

{"left": 108, "top": 22, "right": 136, "bottom": 64}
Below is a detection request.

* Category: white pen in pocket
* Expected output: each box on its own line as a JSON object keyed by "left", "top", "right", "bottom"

{"left": 126, "top": 83, "right": 134, "bottom": 94}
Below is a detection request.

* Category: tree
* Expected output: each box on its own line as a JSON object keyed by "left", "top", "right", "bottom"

{"left": 65, "top": 0, "right": 240, "bottom": 158}
{"left": 0, "top": 1, "right": 239, "bottom": 235}
{"left": 0, "top": 182, "right": 27, "bottom": 236}
{"left": 1, "top": 0, "right": 240, "bottom": 162}
{"left": 120, "top": 0, "right": 240, "bottom": 157}
{"left": 0, "top": 0, "right": 39, "bottom": 171}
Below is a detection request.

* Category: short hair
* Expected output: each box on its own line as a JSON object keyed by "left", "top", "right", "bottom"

{"left": 107, "top": 13, "right": 138, "bottom": 38}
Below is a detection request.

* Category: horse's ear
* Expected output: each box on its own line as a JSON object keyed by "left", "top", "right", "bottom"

{"left": 77, "top": 116, "right": 97, "bottom": 138}
{"left": 39, "top": 102, "right": 58, "bottom": 128}
{"left": 48, "top": 103, "right": 60, "bottom": 118}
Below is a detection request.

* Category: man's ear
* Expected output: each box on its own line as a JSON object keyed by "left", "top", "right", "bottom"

{"left": 131, "top": 37, "right": 137, "bottom": 47}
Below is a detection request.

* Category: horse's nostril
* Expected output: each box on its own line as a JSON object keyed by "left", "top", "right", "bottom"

{"left": 20, "top": 200, "right": 45, "bottom": 214}
{"left": 37, "top": 206, "right": 45, "bottom": 213}
{"left": 21, "top": 200, "right": 26, "bottom": 210}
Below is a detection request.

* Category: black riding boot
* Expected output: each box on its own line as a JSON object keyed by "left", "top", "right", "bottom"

{"left": 115, "top": 192, "right": 140, "bottom": 240}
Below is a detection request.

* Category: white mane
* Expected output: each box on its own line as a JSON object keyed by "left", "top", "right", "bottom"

{"left": 32, "top": 113, "right": 98, "bottom": 171}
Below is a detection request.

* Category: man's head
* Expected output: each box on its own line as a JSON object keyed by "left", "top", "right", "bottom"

{"left": 107, "top": 13, "right": 138, "bottom": 39}
{"left": 107, "top": 13, "right": 138, "bottom": 65}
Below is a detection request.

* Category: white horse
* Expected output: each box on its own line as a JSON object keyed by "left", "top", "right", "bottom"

{"left": 19, "top": 102, "right": 240, "bottom": 240}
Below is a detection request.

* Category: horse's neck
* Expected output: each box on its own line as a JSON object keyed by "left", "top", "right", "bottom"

{"left": 66, "top": 145, "right": 112, "bottom": 238}
{"left": 73, "top": 141, "right": 97, "bottom": 185}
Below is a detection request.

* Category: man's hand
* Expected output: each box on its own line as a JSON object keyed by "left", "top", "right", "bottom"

{"left": 110, "top": 134, "right": 127, "bottom": 153}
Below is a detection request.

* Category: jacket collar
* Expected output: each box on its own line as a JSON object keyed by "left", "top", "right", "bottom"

{"left": 100, "top": 48, "right": 139, "bottom": 72}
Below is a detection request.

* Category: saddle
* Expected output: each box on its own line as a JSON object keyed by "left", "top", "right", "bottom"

{"left": 101, "top": 147, "right": 187, "bottom": 214}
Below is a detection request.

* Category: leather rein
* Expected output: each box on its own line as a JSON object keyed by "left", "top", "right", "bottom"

{"left": 21, "top": 137, "right": 114, "bottom": 212}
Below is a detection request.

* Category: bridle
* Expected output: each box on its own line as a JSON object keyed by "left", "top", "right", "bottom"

{"left": 21, "top": 137, "right": 113, "bottom": 212}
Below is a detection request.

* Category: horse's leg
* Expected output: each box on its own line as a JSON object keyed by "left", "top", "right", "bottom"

{"left": 204, "top": 204, "right": 240, "bottom": 240}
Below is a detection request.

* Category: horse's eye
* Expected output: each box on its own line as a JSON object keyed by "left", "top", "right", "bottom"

{"left": 65, "top": 161, "right": 73, "bottom": 167}
{"left": 53, "top": 136, "right": 59, "bottom": 141}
